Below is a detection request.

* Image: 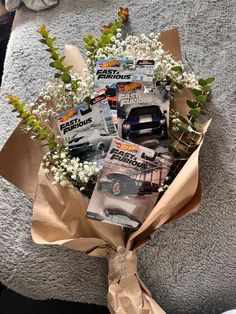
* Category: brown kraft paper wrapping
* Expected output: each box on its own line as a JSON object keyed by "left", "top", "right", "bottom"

{"left": 0, "top": 29, "right": 211, "bottom": 313}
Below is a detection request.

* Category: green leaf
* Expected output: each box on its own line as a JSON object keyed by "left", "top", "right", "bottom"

{"left": 87, "top": 34, "right": 94, "bottom": 40}
{"left": 39, "top": 39, "right": 47, "bottom": 44}
{"left": 21, "top": 110, "right": 31, "bottom": 119}
{"left": 61, "top": 73, "right": 71, "bottom": 83}
{"left": 192, "top": 89, "right": 202, "bottom": 96}
{"left": 189, "top": 108, "right": 201, "bottom": 119}
{"left": 17, "top": 103, "right": 25, "bottom": 113}
{"left": 179, "top": 125, "right": 190, "bottom": 133}
{"left": 28, "top": 114, "right": 36, "bottom": 120}
{"left": 48, "top": 134, "right": 55, "bottom": 141}
{"left": 171, "top": 65, "right": 182, "bottom": 73}
{"left": 59, "top": 56, "right": 65, "bottom": 63}
{"left": 197, "top": 94, "right": 207, "bottom": 103}
{"left": 32, "top": 122, "right": 41, "bottom": 132}
{"left": 83, "top": 37, "right": 91, "bottom": 44}
{"left": 53, "top": 61, "right": 64, "bottom": 70}
{"left": 186, "top": 100, "right": 197, "bottom": 109}
{"left": 202, "top": 85, "right": 212, "bottom": 92}
{"left": 205, "top": 77, "right": 215, "bottom": 84}
{"left": 26, "top": 114, "right": 36, "bottom": 125}
{"left": 89, "top": 39, "right": 96, "bottom": 45}
{"left": 178, "top": 115, "right": 189, "bottom": 125}
{"left": 198, "top": 78, "right": 207, "bottom": 86}
{"left": 38, "top": 132, "right": 48, "bottom": 140}
{"left": 51, "top": 51, "right": 59, "bottom": 60}
{"left": 48, "top": 141, "right": 57, "bottom": 150}
{"left": 84, "top": 45, "right": 94, "bottom": 52}
{"left": 27, "top": 119, "right": 36, "bottom": 126}
{"left": 46, "top": 38, "right": 54, "bottom": 47}
{"left": 64, "top": 65, "right": 73, "bottom": 72}
{"left": 38, "top": 25, "right": 49, "bottom": 38}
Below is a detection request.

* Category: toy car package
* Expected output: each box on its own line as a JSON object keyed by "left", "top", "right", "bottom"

{"left": 55, "top": 94, "right": 116, "bottom": 161}
{"left": 116, "top": 81, "right": 170, "bottom": 150}
{"left": 94, "top": 59, "right": 155, "bottom": 122}
{"left": 86, "top": 137, "right": 173, "bottom": 228}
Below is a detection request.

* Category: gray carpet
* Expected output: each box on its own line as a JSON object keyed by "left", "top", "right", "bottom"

{"left": 0, "top": 1, "right": 235, "bottom": 313}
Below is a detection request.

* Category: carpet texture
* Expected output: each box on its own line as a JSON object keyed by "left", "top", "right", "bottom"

{"left": 0, "top": 1, "right": 235, "bottom": 313}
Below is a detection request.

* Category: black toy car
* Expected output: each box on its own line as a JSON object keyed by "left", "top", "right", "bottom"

{"left": 122, "top": 105, "right": 168, "bottom": 140}
{"left": 98, "top": 172, "right": 154, "bottom": 196}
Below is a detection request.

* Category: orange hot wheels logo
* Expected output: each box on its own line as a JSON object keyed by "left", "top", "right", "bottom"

{"left": 115, "top": 141, "right": 139, "bottom": 151}
{"left": 118, "top": 82, "right": 142, "bottom": 92}
{"left": 99, "top": 60, "right": 120, "bottom": 68}
{"left": 58, "top": 108, "right": 77, "bottom": 123}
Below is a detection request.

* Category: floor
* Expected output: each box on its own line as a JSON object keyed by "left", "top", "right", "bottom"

{"left": 0, "top": 4, "right": 110, "bottom": 314}
{"left": 0, "top": 284, "right": 110, "bottom": 314}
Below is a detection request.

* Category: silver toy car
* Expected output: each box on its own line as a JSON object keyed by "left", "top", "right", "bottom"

{"left": 68, "top": 129, "right": 114, "bottom": 157}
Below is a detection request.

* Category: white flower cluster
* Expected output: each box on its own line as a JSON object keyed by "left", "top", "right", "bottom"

{"left": 34, "top": 70, "right": 95, "bottom": 120}
{"left": 43, "top": 148, "right": 102, "bottom": 192}
{"left": 89, "top": 32, "right": 200, "bottom": 90}
{"left": 170, "top": 109, "right": 184, "bottom": 133}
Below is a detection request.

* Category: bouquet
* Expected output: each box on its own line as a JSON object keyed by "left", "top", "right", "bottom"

{"left": 0, "top": 8, "right": 213, "bottom": 314}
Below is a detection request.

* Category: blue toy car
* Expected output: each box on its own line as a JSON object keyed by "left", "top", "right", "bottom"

{"left": 122, "top": 105, "right": 168, "bottom": 140}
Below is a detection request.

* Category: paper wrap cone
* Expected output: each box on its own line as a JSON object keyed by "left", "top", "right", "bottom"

{"left": 0, "top": 29, "right": 211, "bottom": 313}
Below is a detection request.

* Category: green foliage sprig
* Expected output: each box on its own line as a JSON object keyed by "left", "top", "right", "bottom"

{"left": 170, "top": 64, "right": 215, "bottom": 133}
{"left": 83, "top": 7, "right": 129, "bottom": 61}
{"left": 37, "top": 25, "right": 73, "bottom": 84}
{"left": 7, "top": 96, "right": 58, "bottom": 151}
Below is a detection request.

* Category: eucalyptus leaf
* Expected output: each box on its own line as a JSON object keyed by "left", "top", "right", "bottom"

{"left": 202, "top": 85, "right": 211, "bottom": 92}
{"left": 64, "top": 65, "right": 73, "bottom": 72}
{"left": 61, "top": 73, "right": 71, "bottom": 83}
{"left": 39, "top": 134, "right": 48, "bottom": 140}
{"left": 186, "top": 100, "right": 197, "bottom": 109}
{"left": 206, "top": 77, "right": 215, "bottom": 84}
{"left": 53, "top": 61, "right": 64, "bottom": 70}
{"left": 46, "top": 38, "right": 53, "bottom": 47}
{"left": 51, "top": 51, "right": 59, "bottom": 60}
{"left": 17, "top": 103, "right": 25, "bottom": 113}
{"left": 39, "top": 25, "right": 49, "bottom": 38}
{"left": 21, "top": 110, "right": 30, "bottom": 119}
{"left": 179, "top": 125, "right": 190, "bottom": 133}
{"left": 39, "top": 39, "right": 47, "bottom": 44}
{"left": 192, "top": 89, "right": 202, "bottom": 96}
{"left": 197, "top": 94, "right": 207, "bottom": 103}
{"left": 189, "top": 108, "right": 201, "bottom": 119}
{"left": 178, "top": 115, "right": 189, "bottom": 124}
{"left": 198, "top": 78, "right": 207, "bottom": 86}
{"left": 48, "top": 142, "right": 57, "bottom": 150}
{"left": 171, "top": 65, "right": 182, "bottom": 72}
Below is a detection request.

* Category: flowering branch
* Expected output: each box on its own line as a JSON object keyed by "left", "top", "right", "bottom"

{"left": 83, "top": 7, "right": 129, "bottom": 62}
{"left": 37, "top": 25, "right": 74, "bottom": 84}
{"left": 7, "top": 95, "right": 58, "bottom": 150}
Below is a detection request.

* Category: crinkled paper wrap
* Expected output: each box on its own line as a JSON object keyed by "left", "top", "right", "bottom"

{"left": 0, "top": 29, "right": 210, "bottom": 313}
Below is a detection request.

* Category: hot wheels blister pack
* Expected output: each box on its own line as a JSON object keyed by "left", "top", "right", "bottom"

{"left": 94, "top": 59, "right": 155, "bottom": 122}
{"left": 55, "top": 94, "right": 116, "bottom": 161}
{"left": 116, "top": 81, "right": 170, "bottom": 151}
{"left": 86, "top": 137, "right": 173, "bottom": 228}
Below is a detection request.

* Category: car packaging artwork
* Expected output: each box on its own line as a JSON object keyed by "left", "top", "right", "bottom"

{"left": 116, "top": 81, "right": 170, "bottom": 149}
{"left": 94, "top": 59, "right": 155, "bottom": 122}
{"left": 55, "top": 94, "right": 116, "bottom": 160}
{"left": 86, "top": 137, "right": 173, "bottom": 228}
